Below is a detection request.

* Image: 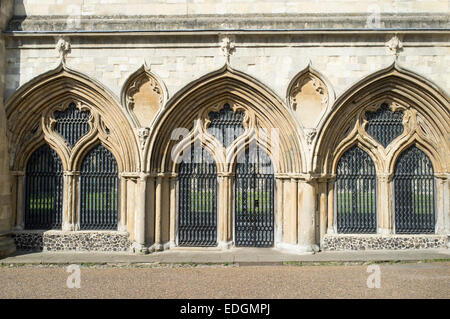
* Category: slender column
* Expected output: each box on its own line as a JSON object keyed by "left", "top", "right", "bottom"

{"left": 283, "top": 178, "right": 297, "bottom": 244}
{"left": 298, "top": 179, "right": 317, "bottom": 251}
{"left": 146, "top": 176, "right": 155, "bottom": 245}
{"left": 217, "top": 173, "right": 232, "bottom": 248}
{"left": 154, "top": 175, "right": 163, "bottom": 250}
{"left": 169, "top": 176, "right": 177, "bottom": 247}
{"left": 318, "top": 180, "right": 328, "bottom": 244}
{"left": 327, "top": 178, "right": 335, "bottom": 234}
{"left": 275, "top": 178, "right": 284, "bottom": 245}
{"left": 435, "top": 173, "right": 449, "bottom": 235}
{"left": 11, "top": 172, "right": 24, "bottom": 230}
{"left": 118, "top": 176, "right": 127, "bottom": 232}
{"left": 62, "top": 171, "right": 78, "bottom": 231}
{"left": 377, "top": 173, "right": 393, "bottom": 234}
{"left": 133, "top": 174, "right": 147, "bottom": 252}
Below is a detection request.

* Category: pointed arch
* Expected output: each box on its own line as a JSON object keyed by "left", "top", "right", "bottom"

{"left": 314, "top": 62, "right": 450, "bottom": 175}
{"left": 286, "top": 63, "right": 335, "bottom": 129}
{"left": 120, "top": 64, "right": 168, "bottom": 128}
{"left": 5, "top": 64, "right": 139, "bottom": 173}
{"left": 146, "top": 64, "right": 304, "bottom": 174}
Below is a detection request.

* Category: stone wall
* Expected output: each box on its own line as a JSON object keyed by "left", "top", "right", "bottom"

{"left": 0, "top": 0, "right": 15, "bottom": 258}
{"left": 4, "top": 34, "right": 449, "bottom": 106}
{"left": 322, "top": 234, "right": 448, "bottom": 251}
{"left": 13, "top": 231, "right": 132, "bottom": 252}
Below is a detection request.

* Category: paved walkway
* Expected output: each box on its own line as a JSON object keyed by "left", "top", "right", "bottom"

{"left": 1, "top": 248, "right": 449, "bottom": 265}
{"left": 1, "top": 262, "right": 449, "bottom": 298}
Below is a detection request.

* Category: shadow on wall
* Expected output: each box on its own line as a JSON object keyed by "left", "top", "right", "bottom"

{"left": 4, "top": 0, "right": 24, "bottom": 101}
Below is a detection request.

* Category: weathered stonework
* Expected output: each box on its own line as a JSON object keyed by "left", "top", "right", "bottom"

{"left": 322, "top": 235, "right": 448, "bottom": 251}
{"left": 0, "top": 1, "right": 448, "bottom": 256}
{"left": 13, "top": 231, "right": 131, "bottom": 252}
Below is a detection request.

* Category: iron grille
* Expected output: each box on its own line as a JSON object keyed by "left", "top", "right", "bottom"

{"left": 365, "top": 103, "right": 404, "bottom": 148}
{"left": 336, "top": 146, "right": 377, "bottom": 233}
{"left": 79, "top": 144, "right": 118, "bottom": 230}
{"left": 178, "top": 146, "right": 217, "bottom": 246}
{"left": 24, "top": 144, "right": 63, "bottom": 229}
{"left": 207, "top": 103, "right": 245, "bottom": 148}
{"left": 54, "top": 102, "right": 91, "bottom": 147}
{"left": 394, "top": 146, "right": 435, "bottom": 234}
{"left": 235, "top": 145, "right": 274, "bottom": 247}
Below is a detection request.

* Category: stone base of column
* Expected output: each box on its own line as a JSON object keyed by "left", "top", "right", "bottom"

{"left": 0, "top": 235, "right": 16, "bottom": 258}
{"left": 131, "top": 242, "right": 148, "bottom": 254}
{"left": 378, "top": 228, "right": 391, "bottom": 235}
{"left": 276, "top": 242, "right": 317, "bottom": 254}
{"left": 218, "top": 241, "right": 233, "bottom": 250}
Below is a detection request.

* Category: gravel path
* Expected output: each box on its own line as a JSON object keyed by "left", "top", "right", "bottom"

{"left": 0, "top": 262, "right": 448, "bottom": 299}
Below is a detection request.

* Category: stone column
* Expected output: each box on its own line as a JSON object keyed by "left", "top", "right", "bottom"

{"left": 318, "top": 180, "right": 328, "bottom": 244}
{"left": 377, "top": 173, "right": 393, "bottom": 235}
{"left": 118, "top": 176, "right": 128, "bottom": 232}
{"left": 275, "top": 177, "right": 284, "bottom": 245}
{"left": 169, "top": 176, "right": 177, "bottom": 247}
{"left": 11, "top": 172, "right": 24, "bottom": 230}
{"left": 217, "top": 173, "right": 233, "bottom": 248}
{"left": 327, "top": 177, "right": 335, "bottom": 234}
{"left": 132, "top": 174, "right": 147, "bottom": 253}
{"left": 0, "top": 0, "right": 16, "bottom": 257}
{"left": 298, "top": 178, "right": 318, "bottom": 251}
{"left": 435, "top": 173, "right": 449, "bottom": 235}
{"left": 283, "top": 178, "right": 298, "bottom": 245}
{"left": 62, "top": 171, "right": 78, "bottom": 231}
{"left": 154, "top": 175, "right": 163, "bottom": 250}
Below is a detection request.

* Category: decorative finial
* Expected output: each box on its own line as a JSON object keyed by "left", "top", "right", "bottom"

{"left": 56, "top": 37, "right": 71, "bottom": 65}
{"left": 219, "top": 34, "right": 236, "bottom": 65}
{"left": 386, "top": 34, "right": 403, "bottom": 59}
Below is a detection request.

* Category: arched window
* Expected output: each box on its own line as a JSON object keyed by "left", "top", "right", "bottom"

{"left": 24, "top": 144, "right": 63, "bottom": 229}
{"left": 53, "top": 102, "right": 91, "bottom": 147}
{"left": 207, "top": 103, "right": 245, "bottom": 147}
{"left": 394, "top": 146, "right": 435, "bottom": 234}
{"left": 79, "top": 144, "right": 118, "bottom": 230}
{"left": 335, "top": 146, "right": 377, "bottom": 233}
{"left": 365, "top": 103, "right": 404, "bottom": 148}
{"left": 235, "top": 145, "right": 274, "bottom": 247}
{"left": 178, "top": 145, "right": 217, "bottom": 246}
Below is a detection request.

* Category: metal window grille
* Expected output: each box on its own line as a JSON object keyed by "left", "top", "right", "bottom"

{"left": 54, "top": 102, "right": 91, "bottom": 147}
{"left": 178, "top": 146, "right": 217, "bottom": 246}
{"left": 235, "top": 145, "right": 274, "bottom": 247}
{"left": 365, "top": 103, "right": 404, "bottom": 148}
{"left": 335, "top": 146, "right": 377, "bottom": 233}
{"left": 394, "top": 146, "right": 435, "bottom": 234}
{"left": 79, "top": 144, "right": 118, "bottom": 230}
{"left": 24, "top": 144, "right": 63, "bottom": 230}
{"left": 207, "top": 103, "right": 245, "bottom": 148}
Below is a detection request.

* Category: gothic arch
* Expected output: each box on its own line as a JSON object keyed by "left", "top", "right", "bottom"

{"left": 314, "top": 62, "right": 450, "bottom": 176}
{"left": 120, "top": 64, "right": 168, "bottom": 129}
{"left": 146, "top": 64, "right": 304, "bottom": 175}
{"left": 5, "top": 63, "right": 140, "bottom": 173}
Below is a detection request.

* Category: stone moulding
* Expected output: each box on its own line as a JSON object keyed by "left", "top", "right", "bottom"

{"left": 322, "top": 234, "right": 448, "bottom": 251}
{"left": 287, "top": 63, "right": 335, "bottom": 147}
{"left": 12, "top": 231, "right": 132, "bottom": 252}
{"left": 121, "top": 64, "right": 168, "bottom": 129}
{"left": 147, "top": 63, "right": 305, "bottom": 174}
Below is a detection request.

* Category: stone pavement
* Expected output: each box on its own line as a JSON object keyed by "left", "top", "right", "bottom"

{"left": 0, "top": 248, "right": 449, "bottom": 265}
